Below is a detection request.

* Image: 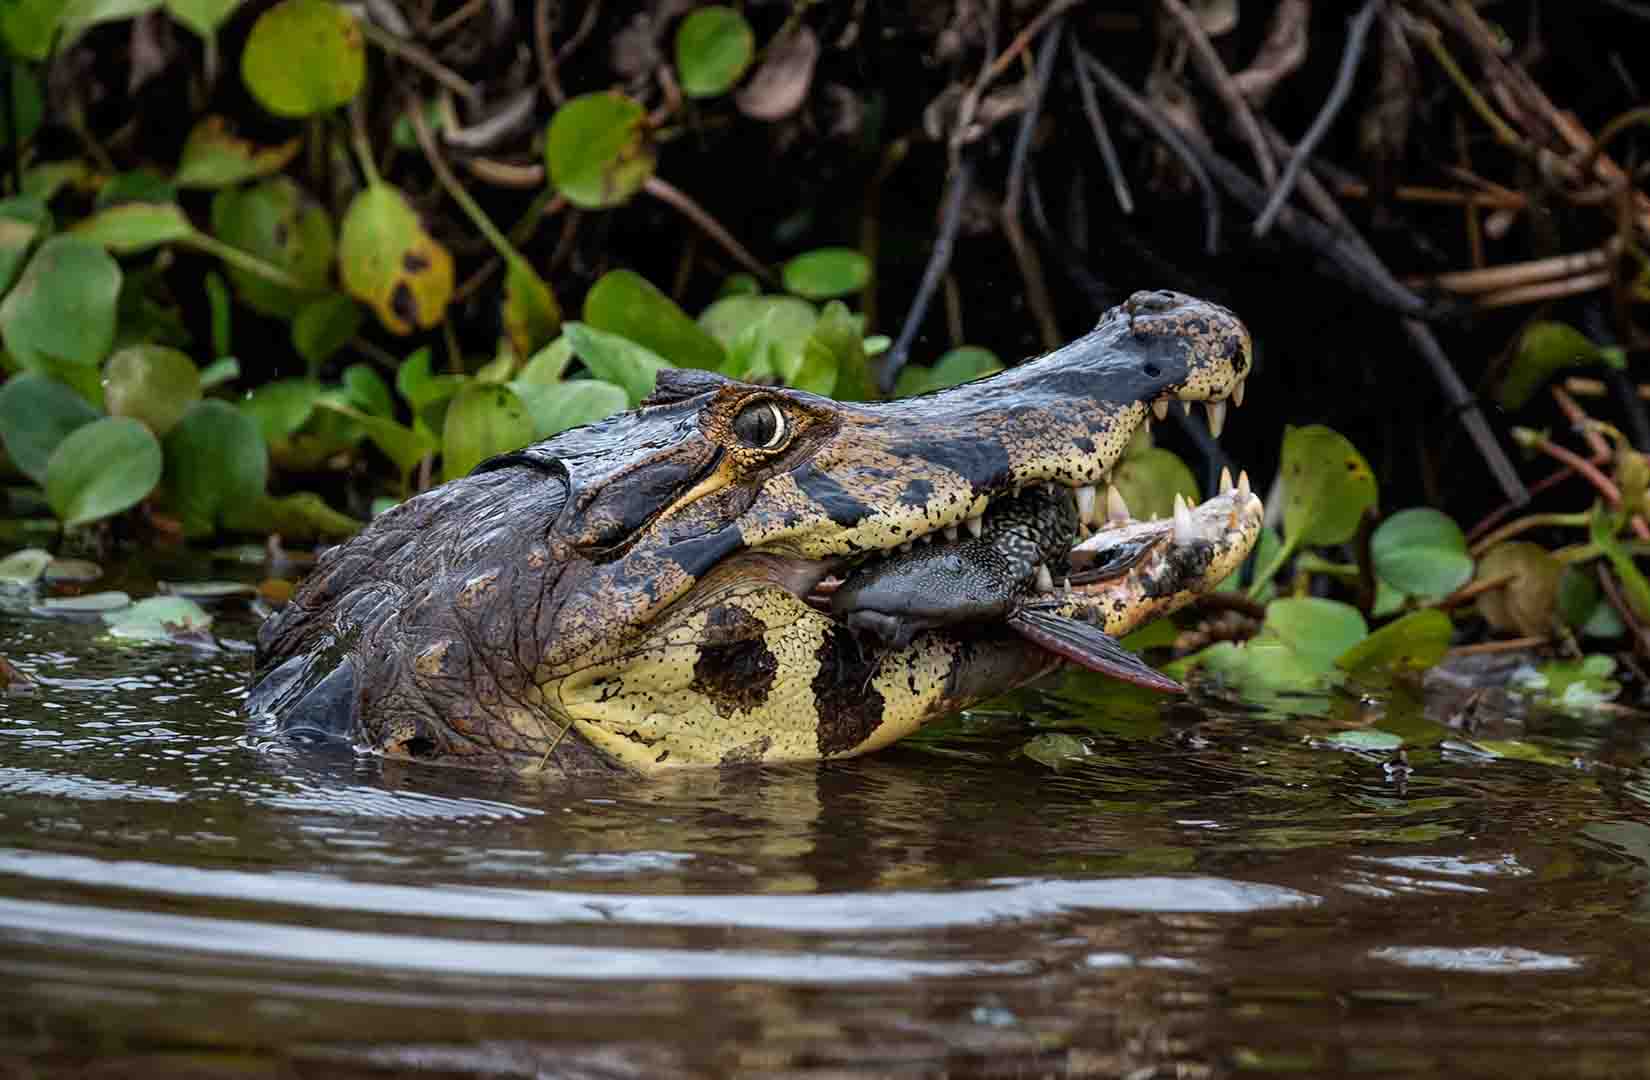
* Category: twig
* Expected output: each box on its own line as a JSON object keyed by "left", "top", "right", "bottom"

{"left": 1159, "top": 0, "right": 1278, "bottom": 186}
{"left": 1403, "top": 318, "right": 1530, "bottom": 506}
{"left": 1423, "top": 248, "right": 1611, "bottom": 294}
{"left": 407, "top": 94, "right": 518, "bottom": 260}
{"left": 1070, "top": 44, "right": 1133, "bottom": 214}
{"left": 427, "top": 0, "right": 486, "bottom": 38}
{"left": 950, "top": 0, "right": 1081, "bottom": 160}
{"left": 1430, "top": 572, "right": 1516, "bottom": 611}
{"left": 879, "top": 159, "right": 973, "bottom": 394}
{"left": 641, "top": 175, "right": 773, "bottom": 284}
{"left": 554, "top": 0, "right": 602, "bottom": 64}
{"left": 1553, "top": 384, "right": 1614, "bottom": 461}
{"left": 1081, "top": 50, "right": 1221, "bottom": 254}
{"left": 1332, "top": 179, "right": 1525, "bottom": 210}
{"left": 1001, "top": 19, "right": 1064, "bottom": 351}
{"left": 1597, "top": 563, "right": 1650, "bottom": 661}
{"left": 358, "top": 21, "right": 479, "bottom": 105}
{"left": 1255, "top": 0, "right": 1381, "bottom": 237}
{"left": 533, "top": 0, "right": 564, "bottom": 104}
{"left": 1448, "top": 635, "right": 1552, "bottom": 657}
{"left": 1476, "top": 270, "right": 1612, "bottom": 309}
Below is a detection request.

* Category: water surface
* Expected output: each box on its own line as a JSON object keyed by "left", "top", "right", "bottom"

{"left": 4, "top": 587, "right": 1649, "bottom": 1077}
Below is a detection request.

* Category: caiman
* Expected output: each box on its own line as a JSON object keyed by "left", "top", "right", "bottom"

{"left": 247, "top": 290, "right": 1263, "bottom": 775}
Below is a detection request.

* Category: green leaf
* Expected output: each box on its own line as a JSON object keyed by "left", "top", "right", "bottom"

{"left": 0, "top": 374, "right": 99, "bottom": 485}
{"left": 502, "top": 256, "right": 562, "bottom": 360}
{"left": 1327, "top": 729, "right": 1403, "bottom": 752}
{"left": 544, "top": 93, "right": 654, "bottom": 210}
{"left": 1497, "top": 322, "right": 1600, "bottom": 411}
{"left": 59, "top": 0, "right": 162, "bottom": 41}
{"left": 103, "top": 345, "right": 201, "bottom": 437}
{"left": 342, "top": 363, "right": 394, "bottom": 418}
{"left": 45, "top": 417, "right": 163, "bottom": 527}
{"left": 1171, "top": 637, "right": 1331, "bottom": 706}
{"left": 441, "top": 383, "right": 534, "bottom": 482}
{"left": 204, "top": 271, "right": 232, "bottom": 357}
{"left": 210, "top": 178, "right": 334, "bottom": 317}
{"left": 318, "top": 400, "right": 435, "bottom": 479}
{"left": 1021, "top": 732, "right": 1091, "bottom": 770}
{"left": 175, "top": 115, "right": 301, "bottom": 188}
{"left": 564, "top": 322, "right": 670, "bottom": 405}
{"left": 163, "top": 400, "right": 269, "bottom": 537}
{"left": 584, "top": 269, "right": 724, "bottom": 371}
{"left": 96, "top": 170, "right": 178, "bottom": 209}
{"left": 803, "top": 300, "right": 875, "bottom": 399}
{"left": 199, "top": 356, "right": 240, "bottom": 390}
{"left": 102, "top": 596, "right": 213, "bottom": 640}
{"left": 893, "top": 345, "right": 1003, "bottom": 397}
{"left": 699, "top": 294, "right": 817, "bottom": 381}
{"left": 1335, "top": 608, "right": 1454, "bottom": 675}
{"left": 511, "top": 378, "right": 628, "bottom": 440}
{"left": 0, "top": 547, "right": 52, "bottom": 586}
{"left": 1264, "top": 597, "right": 1368, "bottom": 672}
{"left": 71, "top": 202, "right": 195, "bottom": 254}
{"left": 240, "top": 0, "right": 364, "bottom": 118}
{"left": 1590, "top": 503, "right": 1650, "bottom": 622}
{"left": 221, "top": 491, "right": 360, "bottom": 540}
{"left": 292, "top": 293, "right": 362, "bottom": 371}
{"left": 338, "top": 183, "right": 455, "bottom": 335}
{"left": 1475, "top": 541, "right": 1563, "bottom": 637}
{"left": 0, "top": 236, "right": 122, "bottom": 370}
{"left": 0, "top": 0, "right": 62, "bottom": 59}
{"left": 240, "top": 378, "right": 322, "bottom": 444}
{"left": 164, "top": 0, "right": 240, "bottom": 37}
{"left": 518, "top": 337, "right": 574, "bottom": 386}
{"left": 1279, "top": 424, "right": 1378, "bottom": 546}
{"left": 0, "top": 195, "right": 50, "bottom": 295}
{"left": 782, "top": 247, "right": 869, "bottom": 300}
{"left": 0, "top": 65, "right": 42, "bottom": 148}
{"left": 1371, "top": 507, "right": 1473, "bottom": 598}
{"left": 1112, "top": 447, "right": 1199, "bottom": 524}
{"left": 675, "top": 6, "right": 754, "bottom": 97}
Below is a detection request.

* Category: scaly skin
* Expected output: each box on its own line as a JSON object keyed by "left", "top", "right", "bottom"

{"left": 248, "top": 290, "right": 1259, "bottom": 775}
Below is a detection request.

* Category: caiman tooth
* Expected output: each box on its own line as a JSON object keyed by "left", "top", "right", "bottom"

{"left": 1180, "top": 399, "right": 1192, "bottom": 415}
{"left": 1035, "top": 564, "right": 1055, "bottom": 592}
{"left": 1219, "top": 466, "right": 1233, "bottom": 493}
{"left": 1172, "top": 493, "right": 1197, "bottom": 544}
{"left": 1062, "top": 576, "right": 1072, "bottom": 593}
{"left": 945, "top": 525, "right": 959, "bottom": 542}
{"left": 1152, "top": 399, "right": 1169, "bottom": 421}
{"left": 1232, "top": 378, "right": 1246, "bottom": 408}
{"left": 1107, "top": 485, "right": 1131, "bottom": 523}
{"left": 918, "top": 534, "right": 933, "bottom": 544}
{"left": 965, "top": 515, "right": 984, "bottom": 538}
{"left": 1074, "top": 484, "right": 1097, "bottom": 524}
{"left": 1206, "top": 399, "right": 1228, "bottom": 439}
{"left": 1237, "top": 469, "right": 1251, "bottom": 498}
{"left": 900, "top": 541, "right": 913, "bottom": 553}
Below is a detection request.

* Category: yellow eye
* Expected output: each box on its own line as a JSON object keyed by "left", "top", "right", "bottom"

{"left": 732, "top": 400, "right": 787, "bottom": 450}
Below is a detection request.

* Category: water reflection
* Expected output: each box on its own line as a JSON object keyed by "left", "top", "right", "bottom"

{"left": 3, "top": 608, "right": 1650, "bottom": 1076}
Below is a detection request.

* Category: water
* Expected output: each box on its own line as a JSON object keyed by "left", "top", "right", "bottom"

{"left": 4, "top": 590, "right": 1650, "bottom": 1077}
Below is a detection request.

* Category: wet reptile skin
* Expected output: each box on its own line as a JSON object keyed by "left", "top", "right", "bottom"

{"left": 247, "top": 290, "right": 1259, "bottom": 775}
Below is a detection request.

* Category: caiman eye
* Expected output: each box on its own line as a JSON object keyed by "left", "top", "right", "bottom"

{"left": 732, "top": 400, "right": 787, "bottom": 450}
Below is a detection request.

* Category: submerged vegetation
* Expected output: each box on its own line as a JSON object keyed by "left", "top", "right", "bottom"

{"left": 1, "top": 1, "right": 1647, "bottom": 718}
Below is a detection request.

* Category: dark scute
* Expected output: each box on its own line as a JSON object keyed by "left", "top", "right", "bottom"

{"left": 792, "top": 462, "right": 876, "bottom": 527}
{"left": 643, "top": 368, "right": 738, "bottom": 406}
{"left": 881, "top": 435, "right": 1012, "bottom": 498}
{"left": 658, "top": 524, "right": 744, "bottom": 579}
{"left": 571, "top": 443, "right": 720, "bottom": 550}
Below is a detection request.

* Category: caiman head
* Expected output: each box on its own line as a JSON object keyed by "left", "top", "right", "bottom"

{"left": 248, "top": 290, "right": 1263, "bottom": 775}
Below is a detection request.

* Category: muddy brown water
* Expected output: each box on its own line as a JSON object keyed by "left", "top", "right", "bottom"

{"left": 4, "top": 573, "right": 1650, "bottom": 1078}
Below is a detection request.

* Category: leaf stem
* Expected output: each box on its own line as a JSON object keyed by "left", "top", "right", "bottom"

{"left": 183, "top": 230, "right": 306, "bottom": 290}
{"left": 405, "top": 96, "right": 518, "bottom": 263}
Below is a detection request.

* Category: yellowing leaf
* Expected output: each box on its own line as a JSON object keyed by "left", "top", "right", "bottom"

{"left": 338, "top": 184, "right": 454, "bottom": 335}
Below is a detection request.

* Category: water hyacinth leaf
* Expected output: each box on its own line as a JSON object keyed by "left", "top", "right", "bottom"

{"left": 0, "top": 236, "right": 122, "bottom": 370}
{"left": 222, "top": 491, "right": 360, "bottom": 540}
{"left": 158, "top": 580, "right": 254, "bottom": 601}
{"left": 292, "top": 293, "right": 362, "bottom": 370}
{"left": 1337, "top": 609, "right": 1453, "bottom": 676}
{"left": 1, "top": 64, "right": 42, "bottom": 148}
{"left": 893, "top": 344, "right": 1002, "bottom": 397}
{"left": 804, "top": 300, "right": 875, "bottom": 400}
{"left": 1371, "top": 507, "right": 1473, "bottom": 598}
{"left": 518, "top": 337, "right": 574, "bottom": 385}
{"left": 240, "top": 378, "right": 322, "bottom": 444}
{"left": 0, "top": 0, "right": 61, "bottom": 59}
{"left": 545, "top": 93, "right": 654, "bottom": 210}
{"left": 319, "top": 401, "right": 435, "bottom": 479}
{"left": 1264, "top": 597, "right": 1368, "bottom": 672}
{"left": 1497, "top": 322, "right": 1600, "bottom": 411}
{"left": 0, "top": 195, "right": 50, "bottom": 294}
{"left": 69, "top": 202, "right": 194, "bottom": 255}
{"left": 1590, "top": 504, "right": 1650, "bottom": 622}
{"left": 45, "top": 417, "right": 163, "bottom": 527}
{"left": 511, "top": 378, "right": 628, "bottom": 440}
{"left": 502, "top": 257, "right": 562, "bottom": 360}
{"left": 240, "top": 0, "right": 364, "bottom": 118}
{"left": 339, "top": 183, "right": 454, "bottom": 335}
{"left": 675, "top": 6, "right": 754, "bottom": 98}
{"left": 1556, "top": 565, "right": 1625, "bottom": 638}
{"left": 719, "top": 272, "right": 761, "bottom": 298}
{"left": 782, "top": 247, "right": 870, "bottom": 300}
{"left": 95, "top": 171, "right": 177, "bottom": 208}
{"left": 1112, "top": 448, "right": 1199, "bottom": 524}
{"left": 33, "top": 591, "right": 132, "bottom": 617}
{"left": 210, "top": 178, "right": 334, "bottom": 316}
{"left": 103, "top": 345, "right": 201, "bottom": 436}
{"left": 1021, "top": 733, "right": 1091, "bottom": 770}
{"left": 564, "top": 322, "right": 670, "bottom": 405}
{"left": 1327, "top": 729, "right": 1403, "bottom": 752}
{"left": 700, "top": 295, "right": 816, "bottom": 381}
{"left": 1279, "top": 424, "right": 1377, "bottom": 547}
{"left": 175, "top": 115, "right": 301, "bottom": 188}
{"left": 441, "top": 383, "right": 534, "bottom": 482}
{"left": 342, "top": 363, "right": 394, "bottom": 418}
{"left": 0, "top": 548, "right": 52, "bottom": 586}
{"left": 164, "top": 0, "right": 240, "bottom": 38}
{"left": 0, "top": 373, "right": 101, "bottom": 483}
{"left": 43, "top": 558, "right": 102, "bottom": 584}
{"left": 585, "top": 269, "right": 724, "bottom": 371}
{"left": 164, "top": 400, "right": 269, "bottom": 537}
{"left": 1172, "top": 636, "right": 1329, "bottom": 701}
{"left": 103, "top": 596, "right": 213, "bottom": 640}
{"left": 1475, "top": 541, "right": 1562, "bottom": 637}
